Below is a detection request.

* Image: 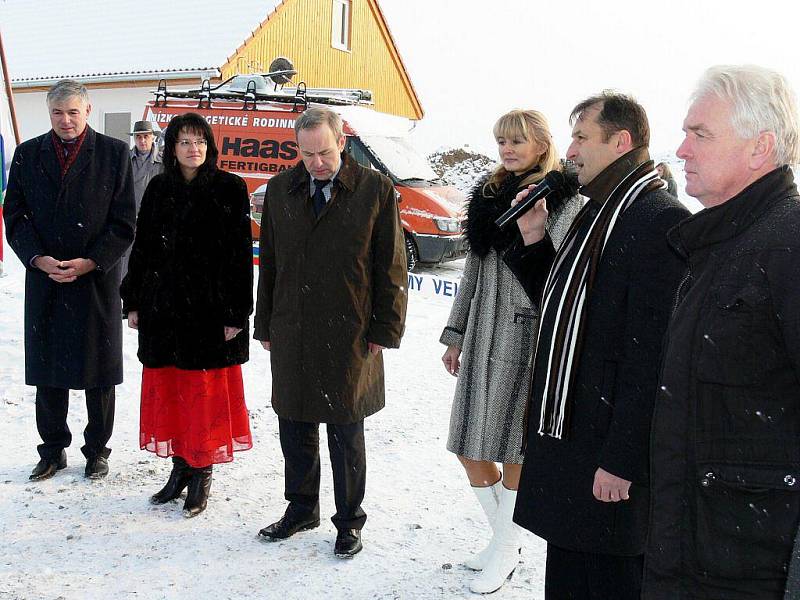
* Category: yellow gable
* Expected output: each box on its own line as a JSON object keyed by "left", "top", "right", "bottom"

{"left": 221, "top": 0, "right": 423, "bottom": 120}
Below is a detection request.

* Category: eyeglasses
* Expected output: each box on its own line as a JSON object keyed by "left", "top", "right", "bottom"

{"left": 177, "top": 139, "right": 208, "bottom": 148}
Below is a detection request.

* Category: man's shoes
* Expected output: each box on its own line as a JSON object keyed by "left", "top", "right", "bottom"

{"left": 85, "top": 456, "right": 109, "bottom": 479}
{"left": 258, "top": 511, "right": 321, "bottom": 541}
{"left": 334, "top": 529, "right": 363, "bottom": 558}
{"left": 29, "top": 450, "right": 67, "bottom": 481}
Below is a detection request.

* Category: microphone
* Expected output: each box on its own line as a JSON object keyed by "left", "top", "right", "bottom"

{"left": 494, "top": 169, "right": 578, "bottom": 230}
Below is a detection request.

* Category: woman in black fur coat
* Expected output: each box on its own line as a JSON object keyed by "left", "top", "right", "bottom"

{"left": 121, "top": 113, "right": 254, "bottom": 518}
{"left": 439, "top": 110, "right": 581, "bottom": 593}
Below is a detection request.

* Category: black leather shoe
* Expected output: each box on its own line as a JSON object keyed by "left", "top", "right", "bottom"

{"left": 334, "top": 529, "right": 362, "bottom": 558}
{"left": 85, "top": 456, "right": 109, "bottom": 479}
{"left": 183, "top": 465, "right": 213, "bottom": 518}
{"left": 29, "top": 450, "right": 67, "bottom": 481}
{"left": 150, "top": 457, "right": 192, "bottom": 505}
{"left": 257, "top": 511, "right": 320, "bottom": 541}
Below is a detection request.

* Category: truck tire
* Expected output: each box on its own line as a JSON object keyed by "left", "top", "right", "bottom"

{"left": 405, "top": 233, "right": 419, "bottom": 272}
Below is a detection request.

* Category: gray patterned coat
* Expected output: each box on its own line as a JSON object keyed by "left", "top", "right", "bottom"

{"left": 440, "top": 175, "right": 581, "bottom": 463}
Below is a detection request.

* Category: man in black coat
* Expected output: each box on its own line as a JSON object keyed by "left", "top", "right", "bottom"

{"left": 504, "top": 92, "right": 689, "bottom": 598}
{"left": 3, "top": 80, "right": 135, "bottom": 481}
{"left": 644, "top": 66, "right": 800, "bottom": 600}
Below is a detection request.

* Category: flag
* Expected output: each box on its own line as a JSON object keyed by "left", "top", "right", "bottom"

{"left": 0, "top": 65, "right": 17, "bottom": 272}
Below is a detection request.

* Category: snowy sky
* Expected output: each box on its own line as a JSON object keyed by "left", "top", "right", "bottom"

{"left": 379, "top": 0, "right": 800, "bottom": 160}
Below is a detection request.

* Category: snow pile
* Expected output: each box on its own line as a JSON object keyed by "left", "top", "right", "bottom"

{"left": 428, "top": 147, "right": 496, "bottom": 195}
{"left": 0, "top": 254, "right": 546, "bottom": 600}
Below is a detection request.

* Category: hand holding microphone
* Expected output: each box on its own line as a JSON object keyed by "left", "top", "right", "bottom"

{"left": 494, "top": 169, "right": 579, "bottom": 245}
{"left": 512, "top": 188, "right": 549, "bottom": 246}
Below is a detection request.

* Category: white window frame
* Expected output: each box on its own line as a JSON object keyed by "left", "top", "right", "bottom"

{"left": 331, "top": 0, "right": 351, "bottom": 52}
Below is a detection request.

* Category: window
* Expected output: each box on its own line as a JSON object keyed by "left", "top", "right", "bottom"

{"left": 345, "top": 137, "right": 375, "bottom": 170}
{"left": 331, "top": 0, "right": 351, "bottom": 51}
{"left": 104, "top": 112, "right": 131, "bottom": 144}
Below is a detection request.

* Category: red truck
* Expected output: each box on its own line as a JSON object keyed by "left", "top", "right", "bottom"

{"left": 143, "top": 75, "right": 466, "bottom": 270}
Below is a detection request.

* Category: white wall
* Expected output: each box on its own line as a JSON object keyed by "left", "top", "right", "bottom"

{"left": 13, "top": 86, "right": 165, "bottom": 144}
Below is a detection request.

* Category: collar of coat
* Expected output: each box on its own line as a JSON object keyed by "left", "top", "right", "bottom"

{"left": 130, "top": 145, "right": 162, "bottom": 164}
{"left": 669, "top": 165, "right": 798, "bottom": 258}
{"left": 463, "top": 169, "right": 538, "bottom": 258}
{"left": 287, "top": 152, "right": 358, "bottom": 194}
{"left": 40, "top": 126, "right": 96, "bottom": 185}
{"left": 579, "top": 145, "right": 652, "bottom": 205}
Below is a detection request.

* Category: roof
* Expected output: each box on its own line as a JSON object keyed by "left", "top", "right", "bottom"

{"left": 0, "top": 0, "right": 283, "bottom": 83}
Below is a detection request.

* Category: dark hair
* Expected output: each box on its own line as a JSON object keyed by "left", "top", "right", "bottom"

{"left": 162, "top": 112, "right": 219, "bottom": 180}
{"left": 569, "top": 91, "right": 650, "bottom": 147}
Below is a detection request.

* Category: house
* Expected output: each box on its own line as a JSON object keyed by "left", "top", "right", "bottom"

{"left": 1, "top": 0, "right": 423, "bottom": 141}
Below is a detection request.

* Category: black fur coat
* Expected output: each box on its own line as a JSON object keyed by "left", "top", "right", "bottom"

{"left": 463, "top": 169, "right": 537, "bottom": 258}
{"left": 120, "top": 169, "right": 253, "bottom": 370}
{"left": 465, "top": 166, "right": 580, "bottom": 258}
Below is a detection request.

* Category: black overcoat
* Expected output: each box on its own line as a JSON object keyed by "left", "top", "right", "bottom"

{"left": 505, "top": 151, "right": 689, "bottom": 556}
{"left": 253, "top": 153, "right": 407, "bottom": 424}
{"left": 120, "top": 169, "right": 253, "bottom": 369}
{"left": 3, "top": 128, "right": 135, "bottom": 389}
{"left": 644, "top": 167, "right": 800, "bottom": 599}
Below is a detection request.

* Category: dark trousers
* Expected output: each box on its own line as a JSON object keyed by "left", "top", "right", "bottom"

{"left": 35, "top": 386, "right": 115, "bottom": 461}
{"left": 278, "top": 417, "right": 367, "bottom": 531}
{"left": 544, "top": 543, "right": 643, "bottom": 600}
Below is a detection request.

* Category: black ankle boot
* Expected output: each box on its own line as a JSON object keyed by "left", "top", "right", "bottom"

{"left": 150, "top": 457, "right": 192, "bottom": 505}
{"left": 183, "top": 465, "right": 213, "bottom": 518}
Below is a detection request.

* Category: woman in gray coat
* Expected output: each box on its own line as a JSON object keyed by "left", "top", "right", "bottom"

{"left": 440, "top": 109, "right": 580, "bottom": 593}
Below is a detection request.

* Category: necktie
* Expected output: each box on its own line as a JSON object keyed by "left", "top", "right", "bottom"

{"left": 312, "top": 179, "right": 330, "bottom": 217}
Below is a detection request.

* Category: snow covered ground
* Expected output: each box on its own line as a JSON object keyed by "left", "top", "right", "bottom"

{"left": 0, "top": 254, "right": 547, "bottom": 600}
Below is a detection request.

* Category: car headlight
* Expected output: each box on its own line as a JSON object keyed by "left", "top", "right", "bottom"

{"left": 434, "top": 217, "right": 461, "bottom": 233}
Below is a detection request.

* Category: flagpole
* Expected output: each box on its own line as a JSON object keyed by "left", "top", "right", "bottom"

{"left": 0, "top": 28, "right": 20, "bottom": 144}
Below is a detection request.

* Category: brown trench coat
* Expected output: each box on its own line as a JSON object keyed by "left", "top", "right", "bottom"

{"left": 254, "top": 153, "right": 407, "bottom": 424}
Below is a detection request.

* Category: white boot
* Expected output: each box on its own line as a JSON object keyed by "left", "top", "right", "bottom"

{"left": 465, "top": 480, "right": 502, "bottom": 570}
{"left": 469, "top": 485, "right": 522, "bottom": 594}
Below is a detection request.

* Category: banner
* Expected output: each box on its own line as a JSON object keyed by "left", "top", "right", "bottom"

{"left": 406, "top": 271, "right": 460, "bottom": 302}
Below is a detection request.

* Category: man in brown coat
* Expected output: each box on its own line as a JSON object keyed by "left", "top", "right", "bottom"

{"left": 254, "top": 107, "right": 407, "bottom": 558}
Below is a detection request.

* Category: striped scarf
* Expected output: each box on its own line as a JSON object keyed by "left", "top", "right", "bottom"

{"left": 535, "top": 159, "right": 664, "bottom": 438}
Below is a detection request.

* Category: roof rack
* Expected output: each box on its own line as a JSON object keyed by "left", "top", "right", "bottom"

{"left": 153, "top": 76, "right": 373, "bottom": 112}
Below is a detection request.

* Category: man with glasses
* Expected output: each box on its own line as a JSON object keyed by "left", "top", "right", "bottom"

{"left": 3, "top": 79, "right": 135, "bottom": 481}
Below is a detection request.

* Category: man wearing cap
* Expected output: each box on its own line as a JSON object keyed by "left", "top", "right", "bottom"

{"left": 129, "top": 120, "right": 162, "bottom": 208}
{"left": 121, "top": 121, "right": 163, "bottom": 276}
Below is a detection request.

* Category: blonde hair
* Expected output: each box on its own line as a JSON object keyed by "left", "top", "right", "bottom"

{"left": 485, "top": 109, "right": 559, "bottom": 194}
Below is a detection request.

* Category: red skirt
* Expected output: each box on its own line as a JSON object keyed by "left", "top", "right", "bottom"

{"left": 140, "top": 365, "right": 252, "bottom": 467}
